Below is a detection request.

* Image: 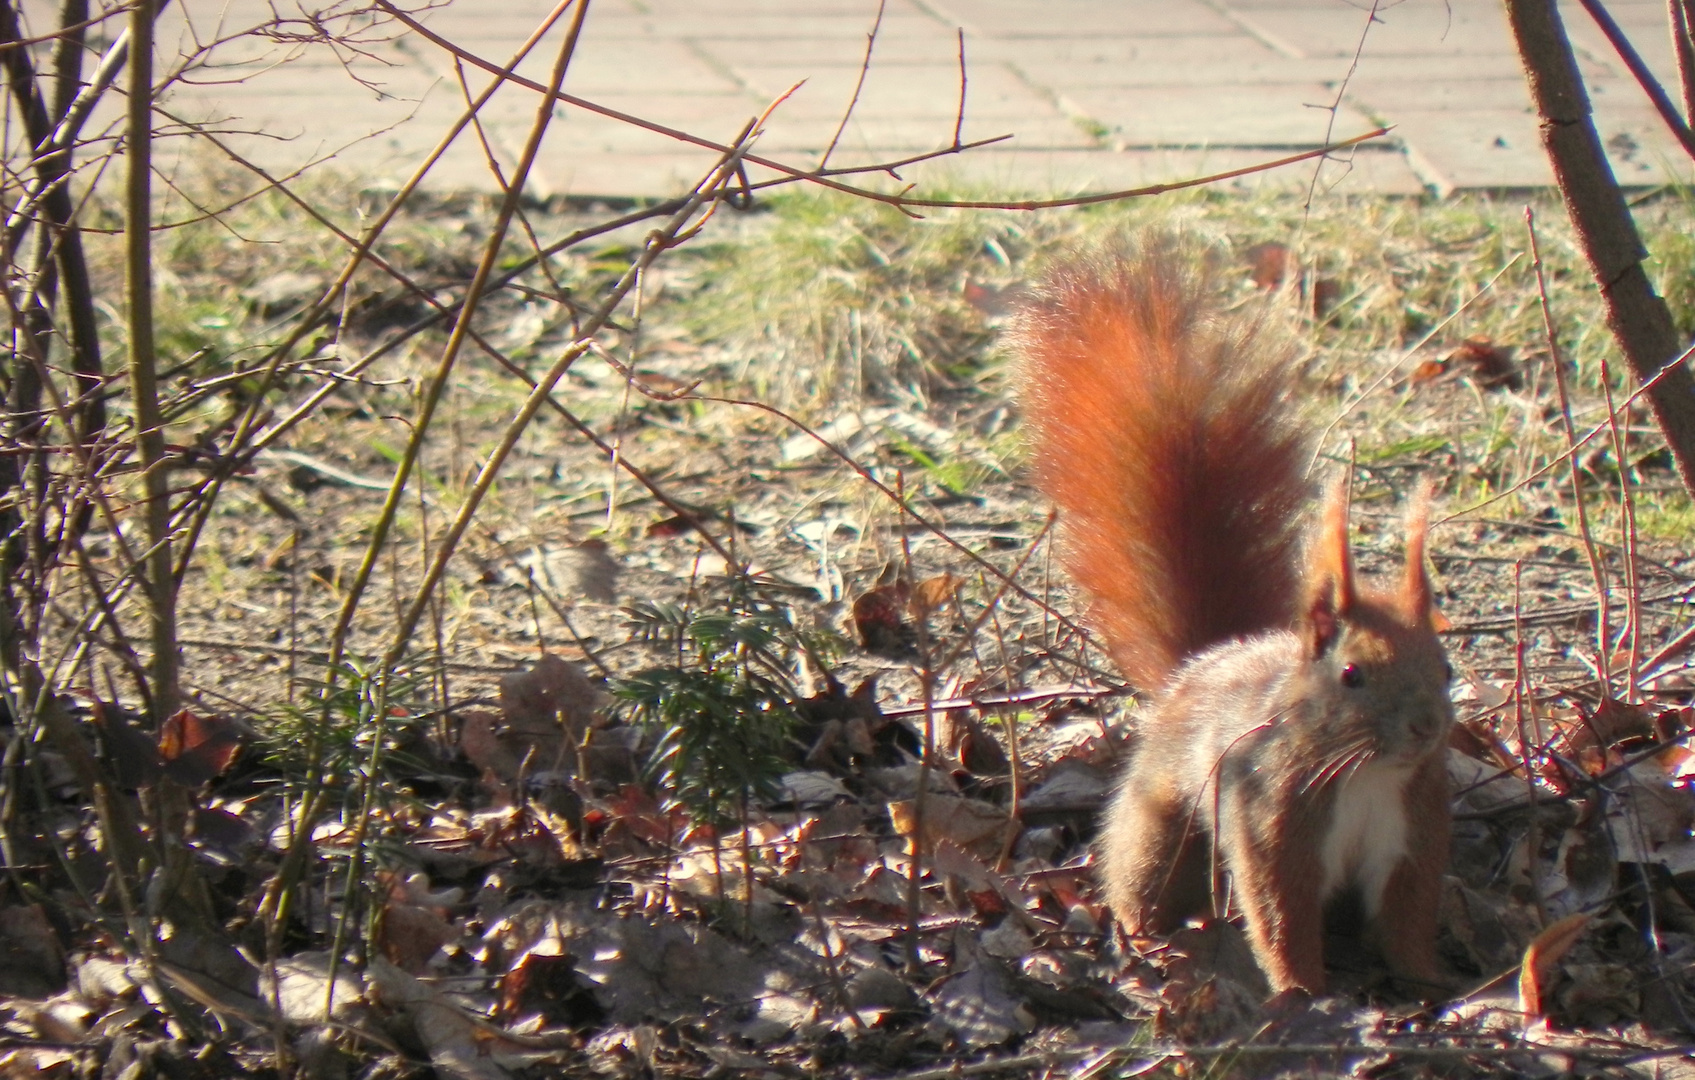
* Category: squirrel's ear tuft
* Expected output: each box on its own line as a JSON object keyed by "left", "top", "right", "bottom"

{"left": 1304, "top": 480, "right": 1355, "bottom": 657}
{"left": 1402, "top": 484, "right": 1436, "bottom": 626}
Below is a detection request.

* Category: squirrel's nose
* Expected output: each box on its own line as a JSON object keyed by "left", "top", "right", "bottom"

{"left": 1407, "top": 710, "right": 1437, "bottom": 743}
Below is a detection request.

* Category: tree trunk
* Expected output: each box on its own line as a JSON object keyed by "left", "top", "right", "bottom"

{"left": 1504, "top": 0, "right": 1695, "bottom": 495}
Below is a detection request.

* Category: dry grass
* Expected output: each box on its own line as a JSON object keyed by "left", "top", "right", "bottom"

{"left": 25, "top": 141, "right": 1695, "bottom": 1075}
{"left": 103, "top": 175, "right": 1693, "bottom": 652}
{"left": 61, "top": 155, "right": 1695, "bottom": 752}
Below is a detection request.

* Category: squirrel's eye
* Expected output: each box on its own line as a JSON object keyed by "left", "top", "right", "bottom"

{"left": 1341, "top": 664, "right": 1365, "bottom": 689}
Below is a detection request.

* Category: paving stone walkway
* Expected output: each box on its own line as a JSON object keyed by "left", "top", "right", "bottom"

{"left": 62, "top": 0, "right": 1695, "bottom": 196}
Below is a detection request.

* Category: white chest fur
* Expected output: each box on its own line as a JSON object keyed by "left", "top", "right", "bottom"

{"left": 1319, "top": 762, "right": 1411, "bottom": 914}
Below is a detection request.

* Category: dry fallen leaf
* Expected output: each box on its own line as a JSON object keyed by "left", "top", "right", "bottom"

{"left": 1602, "top": 759, "right": 1695, "bottom": 864}
{"left": 926, "top": 930, "right": 1033, "bottom": 1047}
{"left": 888, "top": 794, "right": 1017, "bottom": 861}
{"left": 852, "top": 584, "right": 912, "bottom": 655}
{"left": 1310, "top": 277, "right": 1341, "bottom": 318}
{"left": 941, "top": 707, "right": 1010, "bottom": 778}
{"left": 459, "top": 709, "right": 517, "bottom": 786}
{"left": 87, "top": 699, "right": 162, "bottom": 788}
{"left": 461, "top": 657, "right": 607, "bottom": 791}
{"left": 1244, "top": 241, "right": 1293, "bottom": 290}
{"left": 499, "top": 949, "right": 600, "bottom": 1027}
{"left": 1448, "top": 336, "right": 1523, "bottom": 390}
{"left": 909, "top": 573, "right": 961, "bottom": 619}
{"left": 519, "top": 539, "right": 621, "bottom": 605}
{"left": 1410, "top": 356, "right": 1449, "bottom": 384}
{"left": 0, "top": 905, "right": 64, "bottom": 998}
{"left": 501, "top": 654, "right": 603, "bottom": 743}
{"left": 378, "top": 872, "right": 462, "bottom": 973}
{"left": 371, "top": 959, "right": 575, "bottom": 1078}
{"left": 369, "top": 959, "right": 511, "bottom": 1080}
{"left": 157, "top": 709, "right": 245, "bottom": 787}
{"left": 1517, "top": 910, "right": 1592, "bottom": 1019}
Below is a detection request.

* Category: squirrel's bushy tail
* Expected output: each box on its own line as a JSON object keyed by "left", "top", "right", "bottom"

{"left": 1013, "top": 237, "right": 1311, "bottom": 689}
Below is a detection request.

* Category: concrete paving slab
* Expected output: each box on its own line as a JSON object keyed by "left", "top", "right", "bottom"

{"left": 732, "top": 65, "right": 1078, "bottom": 139}
{"left": 513, "top": 43, "right": 749, "bottom": 95}
{"left": 890, "top": 143, "right": 1427, "bottom": 194}
{"left": 565, "top": 111, "right": 1031, "bottom": 155}
{"left": 977, "top": 32, "right": 1352, "bottom": 91}
{"left": 22, "top": 0, "right": 1693, "bottom": 200}
{"left": 924, "top": 0, "right": 1241, "bottom": 37}
{"left": 1391, "top": 106, "right": 1688, "bottom": 192}
{"left": 967, "top": 34, "right": 1285, "bottom": 67}
{"left": 1350, "top": 72, "right": 1677, "bottom": 116}
{"left": 643, "top": 15, "right": 959, "bottom": 41}
{"left": 704, "top": 35, "right": 970, "bottom": 66}
{"left": 1227, "top": 3, "right": 1519, "bottom": 58}
{"left": 1347, "top": 78, "right": 1545, "bottom": 113}
{"left": 641, "top": 0, "right": 932, "bottom": 15}
{"left": 1566, "top": 17, "right": 1680, "bottom": 86}
{"left": 556, "top": 93, "right": 770, "bottom": 133}
{"left": 729, "top": 63, "right": 1060, "bottom": 118}
{"left": 1057, "top": 83, "right": 1377, "bottom": 148}
{"left": 1014, "top": 52, "right": 1331, "bottom": 90}
{"left": 1326, "top": 53, "right": 1608, "bottom": 82}
{"left": 752, "top": 120, "right": 1095, "bottom": 156}
{"left": 532, "top": 150, "right": 733, "bottom": 199}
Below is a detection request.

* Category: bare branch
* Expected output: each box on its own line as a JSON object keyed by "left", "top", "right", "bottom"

{"left": 1673, "top": 0, "right": 1695, "bottom": 122}
{"left": 1304, "top": 0, "right": 1381, "bottom": 208}
{"left": 0, "top": 7, "right": 120, "bottom": 54}
{"left": 1576, "top": 0, "right": 1695, "bottom": 160}
{"left": 124, "top": 0, "right": 177, "bottom": 719}
{"left": 383, "top": 121, "right": 767, "bottom": 668}
{"left": 952, "top": 27, "right": 966, "bottom": 150}
{"left": 377, "top": 1, "right": 1384, "bottom": 212}
{"left": 819, "top": 0, "right": 884, "bottom": 170}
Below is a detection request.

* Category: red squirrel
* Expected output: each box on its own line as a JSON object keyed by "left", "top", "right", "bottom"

{"left": 1013, "top": 238, "right": 1454, "bottom": 996}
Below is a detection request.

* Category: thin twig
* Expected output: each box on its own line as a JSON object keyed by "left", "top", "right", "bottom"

{"left": 952, "top": 27, "right": 967, "bottom": 149}
{"left": 382, "top": 123, "right": 768, "bottom": 671}
{"left": 1595, "top": 303, "right": 1645, "bottom": 699}
{"left": 687, "top": 392, "right": 1094, "bottom": 650}
{"left": 329, "top": 0, "right": 592, "bottom": 668}
{"left": 321, "top": 0, "right": 596, "bottom": 1014}
{"left": 125, "top": 0, "right": 176, "bottom": 720}
{"left": 1575, "top": 0, "right": 1695, "bottom": 160}
{"left": 878, "top": 681, "right": 1116, "bottom": 720}
{"left": 1303, "top": 0, "right": 1379, "bottom": 209}
{"left": 897, "top": 472, "right": 934, "bottom": 974}
{"left": 0, "top": 8, "right": 119, "bottom": 54}
{"left": 376, "top": 1, "right": 1389, "bottom": 213}
{"left": 1444, "top": 336, "right": 1695, "bottom": 524}
{"left": 182, "top": 3, "right": 585, "bottom": 637}
{"left": 1512, "top": 562, "right": 1550, "bottom": 928}
{"left": 1507, "top": 0, "right": 1695, "bottom": 493}
{"left": 1527, "top": 206, "right": 1612, "bottom": 688}
{"left": 819, "top": 0, "right": 883, "bottom": 170}
{"left": 1672, "top": 0, "right": 1695, "bottom": 123}
{"left": 866, "top": 1039, "right": 1695, "bottom": 1080}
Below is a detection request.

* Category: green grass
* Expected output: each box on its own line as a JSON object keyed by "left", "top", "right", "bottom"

{"left": 656, "top": 184, "right": 1695, "bottom": 549}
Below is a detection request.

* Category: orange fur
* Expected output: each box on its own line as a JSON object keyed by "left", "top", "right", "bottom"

{"left": 1401, "top": 488, "right": 1435, "bottom": 623}
{"left": 1013, "top": 241, "right": 1309, "bottom": 689}
{"left": 1018, "top": 238, "right": 1456, "bottom": 998}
